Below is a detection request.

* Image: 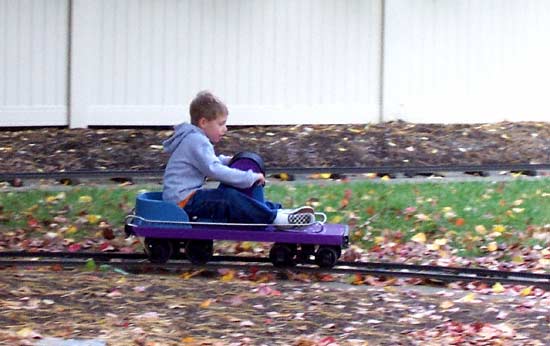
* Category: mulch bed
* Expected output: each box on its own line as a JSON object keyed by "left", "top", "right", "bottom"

{"left": 1, "top": 121, "right": 549, "bottom": 174}
{"left": 1, "top": 268, "right": 549, "bottom": 346}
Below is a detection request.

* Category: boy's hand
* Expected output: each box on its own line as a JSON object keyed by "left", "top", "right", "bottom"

{"left": 256, "top": 173, "right": 266, "bottom": 186}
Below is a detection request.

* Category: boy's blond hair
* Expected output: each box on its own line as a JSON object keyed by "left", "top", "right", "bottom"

{"left": 189, "top": 91, "right": 228, "bottom": 125}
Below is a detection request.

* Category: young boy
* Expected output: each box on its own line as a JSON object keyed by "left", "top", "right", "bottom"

{"left": 162, "top": 91, "right": 314, "bottom": 226}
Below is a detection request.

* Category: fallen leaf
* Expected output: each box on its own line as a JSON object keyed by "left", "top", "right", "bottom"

{"left": 520, "top": 286, "right": 533, "bottom": 297}
{"left": 492, "top": 282, "right": 505, "bottom": 293}
{"left": 199, "top": 299, "right": 213, "bottom": 308}
{"left": 411, "top": 232, "right": 427, "bottom": 243}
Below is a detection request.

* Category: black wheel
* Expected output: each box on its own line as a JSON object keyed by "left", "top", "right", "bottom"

{"left": 145, "top": 238, "right": 173, "bottom": 264}
{"left": 171, "top": 240, "right": 185, "bottom": 258}
{"left": 269, "top": 243, "right": 297, "bottom": 267}
{"left": 297, "top": 244, "right": 316, "bottom": 263}
{"left": 315, "top": 246, "right": 339, "bottom": 268}
{"left": 185, "top": 240, "right": 214, "bottom": 265}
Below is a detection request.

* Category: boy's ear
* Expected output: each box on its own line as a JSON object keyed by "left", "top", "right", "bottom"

{"left": 197, "top": 117, "right": 207, "bottom": 129}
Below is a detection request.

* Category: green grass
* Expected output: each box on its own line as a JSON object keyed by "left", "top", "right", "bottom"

{"left": 0, "top": 179, "right": 549, "bottom": 255}
{"left": 0, "top": 186, "right": 153, "bottom": 240}
{"left": 266, "top": 179, "right": 550, "bottom": 256}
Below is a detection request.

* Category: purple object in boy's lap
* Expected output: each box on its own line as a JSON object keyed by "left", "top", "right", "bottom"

{"left": 224, "top": 152, "right": 265, "bottom": 198}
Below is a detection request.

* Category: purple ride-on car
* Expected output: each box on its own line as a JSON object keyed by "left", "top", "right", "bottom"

{"left": 124, "top": 152, "right": 349, "bottom": 268}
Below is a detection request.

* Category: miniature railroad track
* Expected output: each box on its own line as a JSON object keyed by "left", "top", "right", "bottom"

{"left": 1, "top": 163, "right": 550, "bottom": 182}
{"left": 1, "top": 251, "right": 548, "bottom": 289}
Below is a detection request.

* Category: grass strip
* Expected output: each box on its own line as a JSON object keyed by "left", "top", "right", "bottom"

{"left": 1, "top": 179, "right": 548, "bottom": 256}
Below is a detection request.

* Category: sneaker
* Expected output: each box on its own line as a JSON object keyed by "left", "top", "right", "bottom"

{"left": 279, "top": 206, "right": 314, "bottom": 215}
{"left": 288, "top": 212, "right": 315, "bottom": 225}
{"left": 273, "top": 206, "right": 315, "bottom": 226}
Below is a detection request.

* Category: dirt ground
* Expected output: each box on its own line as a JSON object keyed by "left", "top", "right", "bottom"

{"left": 1, "top": 121, "right": 549, "bottom": 174}
{"left": 1, "top": 122, "right": 549, "bottom": 345}
{"left": 0, "top": 268, "right": 549, "bottom": 346}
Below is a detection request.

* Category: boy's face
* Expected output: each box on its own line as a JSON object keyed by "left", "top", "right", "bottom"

{"left": 198, "top": 113, "right": 228, "bottom": 143}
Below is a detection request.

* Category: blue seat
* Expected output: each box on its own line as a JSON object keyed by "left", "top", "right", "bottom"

{"left": 134, "top": 191, "right": 190, "bottom": 227}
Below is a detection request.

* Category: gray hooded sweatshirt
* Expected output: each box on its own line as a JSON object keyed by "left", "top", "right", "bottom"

{"left": 162, "top": 123, "right": 261, "bottom": 204}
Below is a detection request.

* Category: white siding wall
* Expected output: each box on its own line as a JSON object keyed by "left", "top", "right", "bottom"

{"left": 0, "top": 0, "right": 68, "bottom": 126}
{"left": 384, "top": 0, "right": 550, "bottom": 123}
{"left": 2, "top": 0, "right": 550, "bottom": 127}
{"left": 70, "top": 0, "right": 381, "bottom": 127}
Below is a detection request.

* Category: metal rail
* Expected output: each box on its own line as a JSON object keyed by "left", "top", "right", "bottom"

{"left": 1, "top": 163, "right": 549, "bottom": 181}
{"left": 1, "top": 251, "right": 548, "bottom": 289}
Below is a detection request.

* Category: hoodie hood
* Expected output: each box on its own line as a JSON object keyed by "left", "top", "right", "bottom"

{"left": 163, "top": 123, "right": 203, "bottom": 153}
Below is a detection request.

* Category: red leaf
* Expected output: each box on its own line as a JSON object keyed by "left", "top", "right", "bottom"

{"left": 68, "top": 243, "right": 82, "bottom": 252}
{"left": 319, "top": 336, "right": 336, "bottom": 346}
{"left": 99, "top": 242, "right": 115, "bottom": 252}
{"left": 27, "top": 218, "right": 40, "bottom": 229}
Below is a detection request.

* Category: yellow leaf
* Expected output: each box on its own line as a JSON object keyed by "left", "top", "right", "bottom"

{"left": 180, "top": 269, "right": 204, "bottom": 280}
{"left": 45, "top": 196, "right": 57, "bottom": 203}
{"left": 200, "top": 299, "right": 213, "bottom": 308}
{"left": 181, "top": 337, "right": 195, "bottom": 344}
{"left": 87, "top": 214, "right": 102, "bottom": 224}
{"left": 79, "top": 195, "right": 93, "bottom": 203}
{"left": 475, "top": 225, "right": 487, "bottom": 234}
{"left": 374, "top": 236, "right": 385, "bottom": 245}
{"left": 17, "top": 327, "right": 33, "bottom": 337}
{"left": 492, "top": 282, "right": 505, "bottom": 293}
{"left": 461, "top": 293, "right": 477, "bottom": 303}
{"left": 380, "top": 175, "right": 391, "bottom": 181}
{"left": 434, "top": 238, "right": 448, "bottom": 246}
{"left": 439, "top": 300, "right": 454, "bottom": 309}
{"left": 331, "top": 215, "right": 343, "bottom": 223}
{"left": 66, "top": 225, "right": 78, "bottom": 234}
{"left": 427, "top": 243, "right": 440, "bottom": 251}
{"left": 492, "top": 224, "right": 506, "bottom": 233}
{"left": 411, "top": 232, "right": 427, "bottom": 243}
{"left": 17, "top": 327, "right": 40, "bottom": 338}
{"left": 487, "top": 242, "right": 498, "bottom": 252}
{"left": 237, "top": 242, "right": 252, "bottom": 251}
{"left": 221, "top": 270, "right": 234, "bottom": 282}
{"left": 520, "top": 286, "right": 533, "bottom": 297}
{"left": 512, "top": 255, "right": 524, "bottom": 264}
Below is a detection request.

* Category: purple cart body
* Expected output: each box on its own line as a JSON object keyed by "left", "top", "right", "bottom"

{"left": 129, "top": 222, "right": 349, "bottom": 247}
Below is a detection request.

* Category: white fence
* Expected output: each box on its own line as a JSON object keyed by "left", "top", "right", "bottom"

{"left": 0, "top": 0, "right": 69, "bottom": 126}
{"left": 1, "top": 0, "right": 549, "bottom": 127}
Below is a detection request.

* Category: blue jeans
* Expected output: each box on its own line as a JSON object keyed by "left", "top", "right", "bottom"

{"left": 183, "top": 185, "right": 281, "bottom": 224}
